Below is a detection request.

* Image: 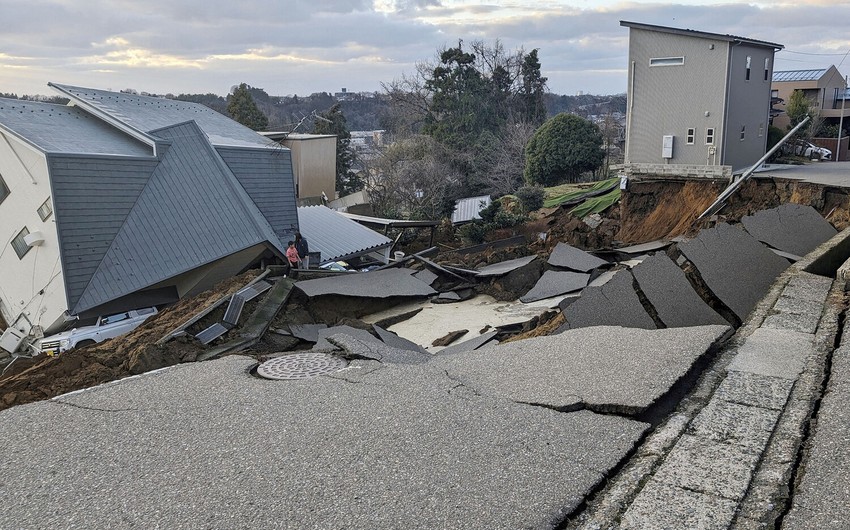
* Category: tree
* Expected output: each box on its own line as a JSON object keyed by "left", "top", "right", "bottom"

{"left": 518, "top": 49, "right": 548, "bottom": 126}
{"left": 313, "top": 103, "right": 363, "bottom": 196}
{"left": 368, "top": 135, "right": 461, "bottom": 219}
{"left": 524, "top": 113, "right": 604, "bottom": 186}
{"left": 785, "top": 89, "right": 813, "bottom": 136}
{"left": 227, "top": 83, "right": 269, "bottom": 131}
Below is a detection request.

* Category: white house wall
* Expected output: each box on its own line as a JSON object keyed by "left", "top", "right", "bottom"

{"left": 625, "top": 29, "right": 728, "bottom": 166}
{"left": 0, "top": 130, "right": 68, "bottom": 335}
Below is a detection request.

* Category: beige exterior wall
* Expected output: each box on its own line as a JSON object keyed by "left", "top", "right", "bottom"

{"left": 282, "top": 135, "right": 336, "bottom": 200}
{"left": 772, "top": 66, "right": 846, "bottom": 130}
{"left": 0, "top": 131, "right": 68, "bottom": 335}
{"left": 625, "top": 29, "right": 728, "bottom": 167}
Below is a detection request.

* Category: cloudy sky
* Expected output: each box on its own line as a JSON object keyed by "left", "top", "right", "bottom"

{"left": 1, "top": 0, "right": 849, "bottom": 98}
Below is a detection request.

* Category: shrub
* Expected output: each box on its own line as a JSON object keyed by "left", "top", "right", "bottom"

{"left": 515, "top": 185, "right": 545, "bottom": 212}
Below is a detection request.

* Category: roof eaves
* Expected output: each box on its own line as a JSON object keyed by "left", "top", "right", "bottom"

{"left": 620, "top": 20, "right": 784, "bottom": 50}
{"left": 0, "top": 121, "right": 47, "bottom": 155}
{"left": 48, "top": 82, "right": 160, "bottom": 156}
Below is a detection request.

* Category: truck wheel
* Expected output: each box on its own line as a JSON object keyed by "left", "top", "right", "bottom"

{"left": 74, "top": 339, "right": 97, "bottom": 350}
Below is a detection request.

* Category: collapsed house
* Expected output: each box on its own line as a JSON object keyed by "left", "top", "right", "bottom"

{"left": 0, "top": 84, "right": 298, "bottom": 343}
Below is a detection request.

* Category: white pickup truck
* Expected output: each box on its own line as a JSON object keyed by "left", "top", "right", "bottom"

{"left": 36, "top": 307, "right": 158, "bottom": 356}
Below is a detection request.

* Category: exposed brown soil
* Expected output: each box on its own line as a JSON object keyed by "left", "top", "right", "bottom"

{"left": 0, "top": 270, "right": 262, "bottom": 411}
{"left": 4, "top": 174, "right": 849, "bottom": 410}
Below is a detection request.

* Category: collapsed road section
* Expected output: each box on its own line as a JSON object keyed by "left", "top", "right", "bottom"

{"left": 0, "top": 176, "right": 849, "bottom": 528}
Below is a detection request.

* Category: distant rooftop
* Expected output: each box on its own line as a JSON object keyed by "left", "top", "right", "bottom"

{"left": 620, "top": 20, "right": 784, "bottom": 50}
{"left": 773, "top": 69, "right": 828, "bottom": 82}
{"left": 0, "top": 98, "right": 151, "bottom": 157}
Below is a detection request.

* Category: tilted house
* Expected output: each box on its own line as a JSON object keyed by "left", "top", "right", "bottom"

{"left": 621, "top": 21, "right": 783, "bottom": 173}
{"left": 0, "top": 84, "right": 297, "bottom": 339}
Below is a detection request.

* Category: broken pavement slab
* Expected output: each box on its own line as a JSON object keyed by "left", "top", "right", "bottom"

{"left": 547, "top": 242, "right": 608, "bottom": 272}
{"left": 431, "top": 325, "right": 731, "bottom": 413}
{"left": 678, "top": 222, "right": 789, "bottom": 322}
{"left": 631, "top": 253, "right": 729, "bottom": 328}
{"left": 328, "top": 334, "right": 432, "bottom": 364}
{"left": 474, "top": 255, "right": 538, "bottom": 277}
{"left": 558, "top": 269, "right": 657, "bottom": 331}
{"left": 372, "top": 325, "right": 428, "bottom": 354}
{"left": 435, "top": 330, "right": 499, "bottom": 356}
{"left": 313, "top": 325, "right": 383, "bottom": 350}
{"left": 289, "top": 323, "right": 328, "bottom": 343}
{"left": 741, "top": 203, "right": 837, "bottom": 257}
{"left": 520, "top": 270, "right": 590, "bottom": 303}
{"left": 294, "top": 268, "right": 437, "bottom": 299}
{"left": 0, "top": 356, "right": 649, "bottom": 529}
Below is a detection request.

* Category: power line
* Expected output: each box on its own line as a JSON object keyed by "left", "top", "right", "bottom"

{"left": 780, "top": 50, "right": 850, "bottom": 57}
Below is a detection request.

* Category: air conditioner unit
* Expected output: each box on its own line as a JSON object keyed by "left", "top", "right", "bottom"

{"left": 23, "top": 231, "right": 45, "bottom": 247}
{"left": 0, "top": 327, "right": 26, "bottom": 354}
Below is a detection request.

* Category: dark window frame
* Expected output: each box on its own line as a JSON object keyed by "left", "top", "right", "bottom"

{"left": 0, "top": 174, "right": 9, "bottom": 205}
{"left": 11, "top": 227, "right": 30, "bottom": 259}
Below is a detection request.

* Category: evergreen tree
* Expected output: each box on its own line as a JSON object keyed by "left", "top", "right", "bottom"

{"left": 524, "top": 113, "right": 604, "bottom": 186}
{"left": 518, "top": 49, "right": 548, "bottom": 126}
{"left": 227, "top": 83, "right": 268, "bottom": 131}
{"left": 314, "top": 104, "right": 363, "bottom": 196}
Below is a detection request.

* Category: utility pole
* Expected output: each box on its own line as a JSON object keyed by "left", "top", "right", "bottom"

{"left": 838, "top": 75, "right": 847, "bottom": 162}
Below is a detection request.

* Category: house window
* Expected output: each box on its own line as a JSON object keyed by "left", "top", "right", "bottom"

{"left": 649, "top": 56, "right": 684, "bottom": 67}
{"left": 0, "top": 174, "right": 8, "bottom": 205}
{"left": 746, "top": 56, "right": 751, "bottom": 81}
{"left": 740, "top": 125, "right": 746, "bottom": 141}
{"left": 706, "top": 128, "right": 715, "bottom": 145}
{"left": 37, "top": 197, "right": 52, "bottom": 221}
{"left": 11, "top": 227, "right": 30, "bottom": 259}
{"left": 758, "top": 123, "right": 765, "bottom": 137}
{"left": 771, "top": 89, "right": 779, "bottom": 98}
{"left": 687, "top": 128, "right": 695, "bottom": 145}
{"left": 764, "top": 58, "right": 770, "bottom": 81}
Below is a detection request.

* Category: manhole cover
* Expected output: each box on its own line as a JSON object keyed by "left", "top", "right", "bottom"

{"left": 256, "top": 352, "right": 348, "bottom": 380}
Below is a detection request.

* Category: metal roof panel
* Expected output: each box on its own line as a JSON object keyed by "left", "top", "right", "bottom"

{"left": 297, "top": 205, "right": 392, "bottom": 263}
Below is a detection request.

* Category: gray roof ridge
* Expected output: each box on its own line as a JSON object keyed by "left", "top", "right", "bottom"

{"left": 48, "top": 82, "right": 162, "bottom": 153}
{"left": 154, "top": 120, "right": 285, "bottom": 254}
{"left": 71, "top": 122, "right": 281, "bottom": 313}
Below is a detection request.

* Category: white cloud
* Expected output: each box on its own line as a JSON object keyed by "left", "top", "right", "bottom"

{"left": 0, "top": 1, "right": 847, "bottom": 97}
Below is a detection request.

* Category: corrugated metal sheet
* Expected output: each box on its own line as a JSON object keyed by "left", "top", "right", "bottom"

{"left": 451, "top": 195, "right": 491, "bottom": 224}
{"left": 0, "top": 98, "right": 151, "bottom": 156}
{"left": 297, "top": 205, "right": 392, "bottom": 263}
{"left": 772, "top": 69, "right": 826, "bottom": 82}
{"left": 72, "top": 121, "right": 284, "bottom": 314}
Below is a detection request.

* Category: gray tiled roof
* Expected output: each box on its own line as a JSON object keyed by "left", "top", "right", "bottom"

{"left": 0, "top": 98, "right": 151, "bottom": 156}
{"left": 772, "top": 69, "right": 827, "bottom": 82}
{"left": 69, "top": 121, "right": 284, "bottom": 314}
{"left": 49, "top": 83, "right": 277, "bottom": 149}
{"left": 297, "top": 205, "right": 392, "bottom": 263}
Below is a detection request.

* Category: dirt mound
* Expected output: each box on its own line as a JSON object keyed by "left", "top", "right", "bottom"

{"left": 0, "top": 270, "right": 262, "bottom": 411}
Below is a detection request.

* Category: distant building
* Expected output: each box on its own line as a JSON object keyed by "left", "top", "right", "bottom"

{"left": 771, "top": 66, "right": 849, "bottom": 131}
{"left": 262, "top": 133, "right": 337, "bottom": 203}
{"left": 0, "top": 84, "right": 296, "bottom": 340}
{"left": 621, "top": 21, "right": 783, "bottom": 173}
